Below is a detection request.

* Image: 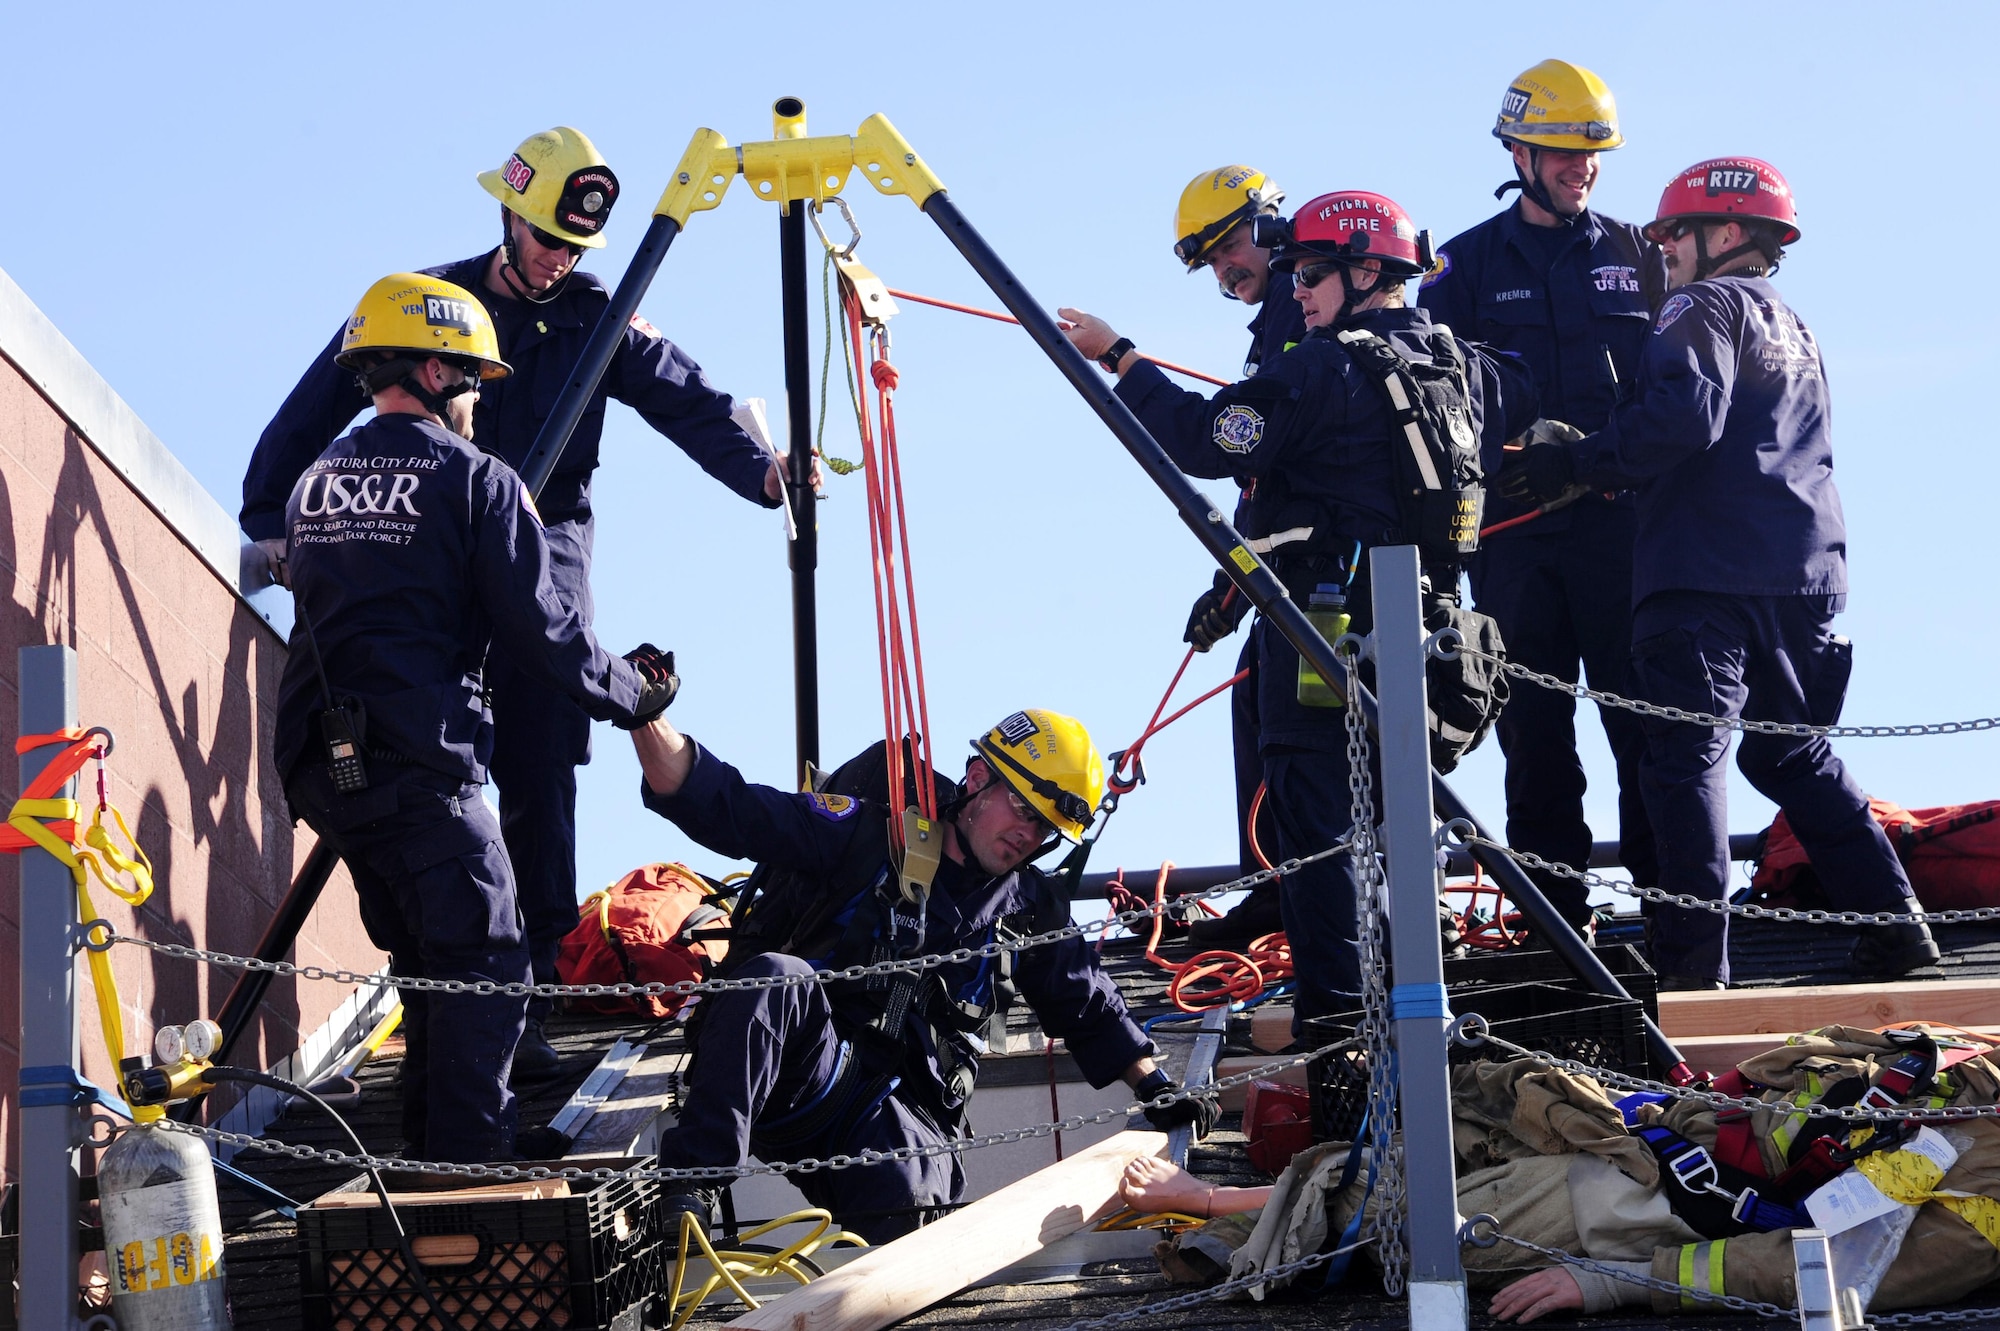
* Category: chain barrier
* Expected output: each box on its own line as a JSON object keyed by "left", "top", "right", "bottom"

{"left": 98, "top": 841, "right": 1352, "bottom": 1000}
{"left": 1041, "top": 1235, "right": 1372, "bottom": 1331}
{"left": 1458, "top": 1216, "right": 1794, "bottom": 1319}
{"left": 1457, "top": 1026, "right": 2000, "bottom": 1124}
{"left": 157, "top": 1044, "right": 1347, "bottom": 1187}
{"left": 1445, "top": 826, "right": 2000, "bottom": 926}
{"left": 1345, "top": 647, "right": 1407, "bottom": 1296}
{"left": 1456, "top": 642, "right": 2000, "bottom": 741}
{"left": 1868, "top": 1308, "right": 2000, "bottom": 1326}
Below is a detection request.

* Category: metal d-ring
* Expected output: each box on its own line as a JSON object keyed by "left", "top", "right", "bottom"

{"left": 83, "top": 724, "right": 115, "bottom": 756}
{"left": 1459, "top": 1213, "right": 1501, "bottom": 1249}
{"left": 1423, "top": 626, "right": 1463, "bottom": 661}
{"left": 78, "top": 917, "right": 118, "bottom": 953}
{"left": 1434, "top": 818, "right": 1475, "bottom": 852}
{"left": 808, "top": 196, "right": 862, "bottom": 259}
{"left": 1450, "top": 1011, "right": 1491, "bottom": 1048}
{"left": 1332, "top": 630, "right": 1369, "bottom": 662}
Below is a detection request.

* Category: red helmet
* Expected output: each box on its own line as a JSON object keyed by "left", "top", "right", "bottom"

{"left": 1643, "top": 157, "right": 1801, "bottom": 246}
{"left": 1262, "top": 191, "right": 1433, "bottom": 277}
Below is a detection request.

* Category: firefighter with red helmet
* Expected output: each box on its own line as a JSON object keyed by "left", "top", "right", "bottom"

{"left": 1061, "top": 191, "right": 1536, "bottom": 1025}
{"left": 1419, "top": 61, "right": 1665, "bottom": 941}
{"left": 1500, "top": 159, "right": 1938, "bottom": 988}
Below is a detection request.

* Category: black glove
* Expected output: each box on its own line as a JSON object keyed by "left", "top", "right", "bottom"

{"left": 1183, "top": 571, "right": 1250, "bottom": 652}
{"left": 615, "top": 643, "right": 679, "bottom": 730}
{"left": 1497, "top": 439, "right": 1578, "bottom": 506}
{"left": 1136, "top": 1068, "right": 1220, "bottom": 1139}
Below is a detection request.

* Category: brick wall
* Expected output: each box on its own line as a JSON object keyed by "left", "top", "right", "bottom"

{"left": 0, "top": 347, "right": 378, "bottom": 1177}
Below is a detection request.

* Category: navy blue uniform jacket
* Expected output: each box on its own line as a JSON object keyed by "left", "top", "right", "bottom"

{"left": 275, "top": 414, "right": 643, "bottom": 784}
{"left": 243, "top": 251, "right": 775, "bottom": 535}
{"left": 1571, "top": 276, "right": 1846, "bottom": 604}
{"left": 643, "top": 744, "right": 1151, "bottom": 1094}
{"left": 1243, "top": 272, "right": 1308, "bottom": 378}
{"left": 1419, "top": 206, "right": 1663, "bottom": 535}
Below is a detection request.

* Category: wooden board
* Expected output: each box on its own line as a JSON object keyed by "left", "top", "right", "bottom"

{"left": 570, "top": 1043, "right": 691, "bottom": 1156}
{"left": 1658, "top": 978, "right": 2000, "bottom": 1038}
{"left": 726, "top": 1128, "right": 1166, "bottom": 1331}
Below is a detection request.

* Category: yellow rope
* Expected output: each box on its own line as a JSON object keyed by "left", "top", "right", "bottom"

{"left": 665, "top": 1208, "right": 869, "bottom": 1329}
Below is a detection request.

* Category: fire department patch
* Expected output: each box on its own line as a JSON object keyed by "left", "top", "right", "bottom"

{"left": 1214, "top": 404, "right": 1265, "bottom": 454}
{"left": 629, "top": 313, "right": 662, "bottom": 339}
{"left": 1654, "top": 291, "right": 1695, "bottom": 334}
{"left": 807, "top": 792, "right": 857, "bottom": 821}
{"left": 1420, "top": 249, "right": 1453, "bottom": 289}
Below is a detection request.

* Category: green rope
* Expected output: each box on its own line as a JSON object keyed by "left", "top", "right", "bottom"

{"left": 815, "top": 248, "right": 863, "bottom": 476}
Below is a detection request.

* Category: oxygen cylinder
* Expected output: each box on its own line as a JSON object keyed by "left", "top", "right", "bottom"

{"left": 97, "top": 1106, "right": 232, "bottom": 1329}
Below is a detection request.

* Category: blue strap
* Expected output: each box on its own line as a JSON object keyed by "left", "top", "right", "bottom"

{"left": 1319, "top": 1104, "right": 1377, "bottom": 1289}
{"left": 1389, "top": 983, "right": 1451, "bottom": 1020}
{"left": 19, "top": 1064, "right": 130, "bottom": 1116}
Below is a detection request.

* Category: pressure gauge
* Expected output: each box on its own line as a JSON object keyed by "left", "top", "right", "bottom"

{"left": 183, "top": 1019, "right": 221, "bottom": 1062}
{"left": 153, "top": 1024, "right": 186, "bottom": 1066}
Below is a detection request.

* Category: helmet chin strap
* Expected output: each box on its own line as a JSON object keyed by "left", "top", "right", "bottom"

{"left": 1328, "top": 262, "right": 1378, "bottom": 327}
{"left": 358, "top": 357, "right": 475, "bottom": 424}
{"left": 497, "top": 213, "right": 575, "bottom": 306}
{"left": 1690, "top": 223, "right": 1769, "bottom": 282}
{"left": 1494, "top": 146, "right": 1584, "bottom": 226}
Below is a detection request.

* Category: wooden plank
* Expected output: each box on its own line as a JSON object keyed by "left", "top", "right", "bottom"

{"left": 308, "top": 1180, "right": 570, "bottom": 1208}
{"left": 1671, "top": 1027, "right": 2000, "bottom": 1076}
{"left": 1658, "top": 978, "right": 2000, "bottom": 1038}
{"left": 569, "top": 1044, "right": 690, "bottom": 1156}
{"left": 726, "top": 1128, "right": 1166, "bottom": 1331}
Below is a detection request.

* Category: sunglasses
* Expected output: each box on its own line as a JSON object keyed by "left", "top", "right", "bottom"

{"left": 523, "top": 221, "right": 584, "bottom": 256}
{"left": 1295, "top": 260, "right": 1346, "bottom": 290}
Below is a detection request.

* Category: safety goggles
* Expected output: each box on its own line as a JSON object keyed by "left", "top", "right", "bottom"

{"left": 995, "top": 784, "right": 1058, "bottom": 838}
{"left": 523, "top": 222, "right": 584, "bottom": 256}
{"left": 1175, "top": 205, "right": 1254, "bottom": 267}
{"left": 976, "top": 741, "right": 1094, "bottom": 834}
{"left": 1294, "top": 260, "right": 1346, "bottom": 290}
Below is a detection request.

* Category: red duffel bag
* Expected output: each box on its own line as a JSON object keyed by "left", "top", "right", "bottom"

{"left": 554, "top": 862, "right": 731, "bottom": 1018}
{"left": 1750, "top": 799, "right": 2000, "bottom": 911}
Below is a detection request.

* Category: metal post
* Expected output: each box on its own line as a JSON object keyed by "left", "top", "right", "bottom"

{"left": 1371, "top": 549, "right": 1467, "bottom": 1330}
{"left": 18, "top": 644, "right": 81, "bottom": 1331}
{"left": 917, "top": 190, "right": 1683, "bottom": 1075}
{"left": 1791, "top": 1228, "right": 1845, "bottom": 1331}
{"left": 779, "top": 191, "right": 820, "bottom": 784}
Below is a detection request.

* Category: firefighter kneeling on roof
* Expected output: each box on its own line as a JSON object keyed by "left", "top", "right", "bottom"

{"left": 626, "top": 707, "right": 1218, "bottom": 1242}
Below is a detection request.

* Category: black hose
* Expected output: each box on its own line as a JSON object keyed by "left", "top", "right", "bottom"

{"left": 202, "top": 1066, "right": 448, "bottom": 1326}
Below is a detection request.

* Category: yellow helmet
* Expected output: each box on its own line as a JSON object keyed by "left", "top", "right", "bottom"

{"left": 334, "top": 273, "right": 511, "bottom": 381}
{"left": 971, "top": 709, "right": 1104, "bottom": 843}
{"left": 1492, "top": 60, "right": 1624, "bottom": 151}
{"left": 477, "top": 127, "right": 621, "bottom": 249}
{"left": 1173, "top": 166, "right": 1286, "bottom": 271}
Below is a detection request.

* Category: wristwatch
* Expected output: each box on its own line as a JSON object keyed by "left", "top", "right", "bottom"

{"left": 1098, "top": 337, "right": 1135, "bottom": 374}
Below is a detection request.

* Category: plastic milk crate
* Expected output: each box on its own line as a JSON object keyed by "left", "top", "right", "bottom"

{"left": 1303, "top": 980, "right": 1652, "bottom": 1145}
{"left": 297, "top": 1158, "right": 663, "bottom": 1331}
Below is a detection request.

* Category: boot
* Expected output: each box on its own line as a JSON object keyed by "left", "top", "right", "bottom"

{"left": 509, "top": 1016, "right": 561, "bottom": 1083}
{"left": 1850, "top": 916, "right": 1940, "bottom": 980}
{"left": 662, "top": 1185, "right": 721, "bottom": 1244}
{"left": 1188, "top": 888, "right": 1284, "bottom": 949}
{"left": 512, "top": 1123, "right": 574, "bottom": 1160}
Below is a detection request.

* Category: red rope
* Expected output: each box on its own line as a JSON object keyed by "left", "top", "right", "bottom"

{"left": 884, "top": 288, "right": 1232, "bottom": 388}
{"left": 1107, "top": 594, "right": 1248, "bottom": 798}
{"left": 842, "top": 287, "right": 937, "bottom": 846}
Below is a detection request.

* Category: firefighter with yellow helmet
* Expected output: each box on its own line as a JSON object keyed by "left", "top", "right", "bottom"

{"left": 275, "top": 272, "right": 678, "bottom": 1163}
{"left": 625, "top": 705, "right": 1212, "bottom": 1242}
{"left": 244, "top": 128, "right": 789, "bottom": 1079}
{"left": 1418, "top": 60, "right": 1666, "bottom": 945}
{"left": 1168, "top": 167, "right": 1308, "bottom": 947}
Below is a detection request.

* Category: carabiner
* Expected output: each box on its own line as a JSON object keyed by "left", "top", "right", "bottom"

{"left": 808, "top": 196, "right": 862, "bottom": 259}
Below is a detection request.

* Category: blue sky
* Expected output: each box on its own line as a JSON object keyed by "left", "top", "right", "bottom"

{"left": 6, "top": 3, "right": 1997, "bottom": 905}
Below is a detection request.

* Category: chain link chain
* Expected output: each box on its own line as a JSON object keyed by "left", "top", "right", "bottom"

{"left": 1460, "top": 644, "right": 2000, "bottom": 741}
{"left": 1042, "top": 1235, "right": 1371, "bottom": 1331}
{"left": 1455, "top": 830, "right": 2000, "bottom": 926}
{"left": 102, "top": 842, "right": 1352, "bottom": 997}
{"left": 1464, "top": 1030, "right": 2000, "bottom": 1124}
{"left": 1462, "top": 1221, "right": 1793, "bottom": 1319}
{"left": 156, "top": 1044, "right": 1346, "bottom": 1185}
{"left": 1345, "top": 651, "right": 1407, "bottom": 1296}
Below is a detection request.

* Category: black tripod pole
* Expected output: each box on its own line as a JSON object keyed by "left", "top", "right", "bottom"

{"left": 172, "top": 837, "right": 344, "bottom": 1121}
{"left": 516, "top": 212, "right": 688, "bottom": 500}
{"left": 779, "top": 198, "right": 820, "bottom": 784}
{"left": 916, "top": 190, "right": 1684, "bottom": 1077}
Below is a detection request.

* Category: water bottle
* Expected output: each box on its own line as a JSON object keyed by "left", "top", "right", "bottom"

{"left": 1297, "top": 584, "right": 1351, "bottom": 707}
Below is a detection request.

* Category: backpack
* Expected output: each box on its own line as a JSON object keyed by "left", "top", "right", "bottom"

{"left": 1335, "top": 325, "right": 1487, "bottom": 573}
{"left": 554, "top": 861, "right": 731, "bottom": 1018}
{"left": 1750, "top": 798, "right": 2000, "bottom": 911}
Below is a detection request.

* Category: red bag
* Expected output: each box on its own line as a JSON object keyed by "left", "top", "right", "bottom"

{"left": 1750, "top": 799, "right": 2000, "bottom": 911}
{"left": 554, "top": 862, "right": 730, "bottom": 1018}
